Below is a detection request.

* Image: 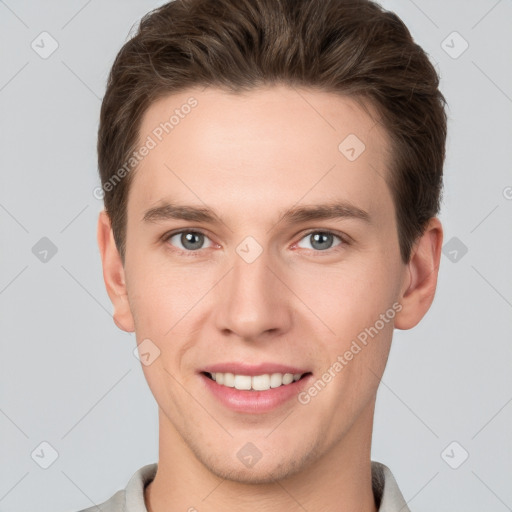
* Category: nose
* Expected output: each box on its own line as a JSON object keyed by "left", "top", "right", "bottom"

{"left": 214, "top": 245, "right": 293, "bottom": 341}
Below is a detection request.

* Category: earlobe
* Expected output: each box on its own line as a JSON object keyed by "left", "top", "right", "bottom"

{"left": 97, "top": 210, "right": 135, "bottom": 333}
{"left": 394, "top": 217, "right": 443, "bottom": 330}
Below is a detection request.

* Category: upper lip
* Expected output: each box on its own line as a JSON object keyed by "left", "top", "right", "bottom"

{"left": 200, "top": 362, "right": 311, "bottom": 376}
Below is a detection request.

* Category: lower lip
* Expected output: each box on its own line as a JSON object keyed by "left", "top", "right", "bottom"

{"left": 200, "top": 373, "right": 313, "bottom": 414}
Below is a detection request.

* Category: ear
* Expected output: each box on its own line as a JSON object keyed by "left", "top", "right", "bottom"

{"left": 394, "top": 217, "right": 443, "bottom": 330}
{"left": 97, "top": 210, "right": 135, "bottom": 333}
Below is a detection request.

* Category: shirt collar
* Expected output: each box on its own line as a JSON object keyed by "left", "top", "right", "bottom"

{"left": 123, "top": 460, "right": 409, "bottom": 512}
{"left": 371, "top": 461, "right": 410, "bottom": 511}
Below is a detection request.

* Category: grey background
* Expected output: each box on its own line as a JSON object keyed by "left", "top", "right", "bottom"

{"left": 1, "top": 1, "right": 511, "bottom": 511}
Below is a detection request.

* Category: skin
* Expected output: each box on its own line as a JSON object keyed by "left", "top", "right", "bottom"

{"left": 97, "top": 85, "right": 443, "bottom": 512}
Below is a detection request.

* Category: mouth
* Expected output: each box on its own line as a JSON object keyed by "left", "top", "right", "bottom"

{"left": 201, "top": 371, "right": 313, "bottom": 391}
{"left": 198, "top": 362, "right": 314, "bottom": 413}
{"left": 199, "top": 369, "right": 314, "bottom": 413}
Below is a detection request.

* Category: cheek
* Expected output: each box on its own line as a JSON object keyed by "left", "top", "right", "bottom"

{"left": 125, "top": 250, "right": 205, "bottom": 331}
{"left": 292, "top": 258, "right": 399, "bottom": 332}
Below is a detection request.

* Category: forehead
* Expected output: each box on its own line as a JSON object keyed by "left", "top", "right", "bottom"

{"left": 128, "top": 85, "right": 393, "bottom": 224}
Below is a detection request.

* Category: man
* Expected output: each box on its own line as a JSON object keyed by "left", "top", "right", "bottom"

{"left": 82, "top": 0, "right": 447, "bottom": 510}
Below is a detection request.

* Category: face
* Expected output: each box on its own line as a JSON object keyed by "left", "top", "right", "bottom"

{"left": 114, "top": 85, "right": 411, "bottom": 483}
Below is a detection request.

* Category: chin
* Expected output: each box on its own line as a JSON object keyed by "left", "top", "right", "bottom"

{"left": 199, "top": 448, "right": 314, "bottom": 485}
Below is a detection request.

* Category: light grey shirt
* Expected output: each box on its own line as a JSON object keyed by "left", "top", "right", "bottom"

{"left": 77, "top": 460, "right": 410, "bottom": 512}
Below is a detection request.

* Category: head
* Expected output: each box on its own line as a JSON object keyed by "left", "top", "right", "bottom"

{"left": 97, "top": 0, "right": 446, "bottom": 484}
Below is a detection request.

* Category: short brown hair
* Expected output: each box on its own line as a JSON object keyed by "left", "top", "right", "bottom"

{"left": 98, "top": 0, "right": 447, "bottom": 264}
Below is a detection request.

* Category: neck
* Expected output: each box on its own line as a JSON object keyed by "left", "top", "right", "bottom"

{"left": 145, "top": 404, "right": 378, "bottom": 512}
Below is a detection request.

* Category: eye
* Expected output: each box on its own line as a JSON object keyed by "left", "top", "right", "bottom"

{"left": 162, "top": 228, "right": 348, "bottom": 256}
{"left": 296, "top": 230, "right": 345, "bottom": 252}
{"left": 164, "top": 230, "right": 214, "bottom": 253}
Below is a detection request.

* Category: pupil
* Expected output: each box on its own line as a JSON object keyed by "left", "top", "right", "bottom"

{"left": 182, "top": 232, "right": 203, "bottom": 250}
{"left": 311, "top": 232, "right": 332, "bottom": 250}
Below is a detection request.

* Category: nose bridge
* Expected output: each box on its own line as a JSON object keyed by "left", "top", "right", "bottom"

{"left": 214, "top": 240, "right": 291, "bottom": 338}
{"left": 232, "top": 245, "right": 272, "bottom": 297}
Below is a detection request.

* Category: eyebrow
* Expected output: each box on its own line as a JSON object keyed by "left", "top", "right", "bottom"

{"left": 142, "top": 201, "right": 371, "bottom": 226}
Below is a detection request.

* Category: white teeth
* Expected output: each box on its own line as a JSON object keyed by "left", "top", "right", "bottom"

{"left": 234, "top": 374, "right": 252, "bottom": 390}
{"left": 252, "top": 374, "right": 270, "bottom": 391}
{"left": 223, "top": 372, "right": 235, "bottom": 387}
{"left": 270, "top": 373, "right": 282, "bottom": 388}
{"left": 209, "top": 372, "right": 305, "bottom": 391}
{"left": 282, "top": 373, "right": 294, "bottom": 385}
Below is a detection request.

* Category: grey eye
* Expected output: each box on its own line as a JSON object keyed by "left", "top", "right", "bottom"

{"left": 168, "top": 231, "right": 211, "bottom": 251}
{"left": 297, "top": 231, "right": 342, "bottom": 251}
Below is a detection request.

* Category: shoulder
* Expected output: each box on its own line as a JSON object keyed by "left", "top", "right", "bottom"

{"left": 371, "top": 460, "right": 411, "bottom": 512}
{"left": 72, "top": 463, "right": 158, "bottom": 512}
{"left": 74, "top": 489, "right": 125, "bottom": 512}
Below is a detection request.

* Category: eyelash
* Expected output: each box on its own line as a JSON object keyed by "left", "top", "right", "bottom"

{"left": 161, "top": 228, "right": 350, "bottom": 257}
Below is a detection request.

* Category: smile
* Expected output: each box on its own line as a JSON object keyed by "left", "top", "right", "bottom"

{"left": 204, "top": 371, "right": 308, "bottom": 391}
